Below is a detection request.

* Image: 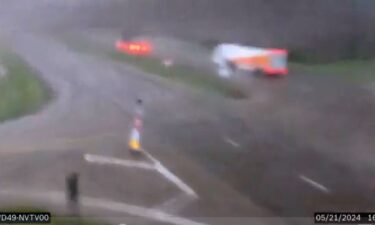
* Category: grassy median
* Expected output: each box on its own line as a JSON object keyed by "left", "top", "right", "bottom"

{"left": 57, "top": 34, "right": 247, "bottom": 99}
{"left": 109, "top": 51, "right": 246, "bottom": 99}
{"left": 291, "top": 60, "right": 375, "bottom": 83}
{"left": 0, "top": 47, "right": 50, "bottom": 122}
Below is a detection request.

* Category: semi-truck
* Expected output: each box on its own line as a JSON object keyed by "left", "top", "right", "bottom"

{"left": 212, "top": 44, "right": 288, "bottom": 78}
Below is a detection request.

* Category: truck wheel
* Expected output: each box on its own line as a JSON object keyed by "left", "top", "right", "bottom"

{"left": 226, "top": 61, "right": 238, "bottom": 75}
{"left": 253, "top": 68, "right": 264, "bottom": 77}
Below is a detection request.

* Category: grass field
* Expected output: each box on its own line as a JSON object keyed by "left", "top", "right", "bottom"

{"left": 0, "top": 47, "right": 50, "bottom": 122}
{"left": 57, "top": 34, "right": 247, "bottom": 99}
{"left": 291, "top": 60, "right": 375, "bottom": 83}
{"left": 109, "top": 51, "right": 247, "bottom": 99}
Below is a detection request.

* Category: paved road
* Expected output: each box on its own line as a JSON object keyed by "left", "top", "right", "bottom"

{"left": 1, "top": 2, "right": 375, "bottom": 225}
{"left": 0, "top": 30, "right": 281, "bottom": 225}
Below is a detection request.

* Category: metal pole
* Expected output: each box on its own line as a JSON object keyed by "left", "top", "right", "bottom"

{"left": 66, "top": 172, "right": 80, "bottom": 216}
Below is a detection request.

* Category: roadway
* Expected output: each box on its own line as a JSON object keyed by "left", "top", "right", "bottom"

{"left": 0, "top": 32, "right": 283, "bottom": 225}
{"left": 1, "top": 2, "right": 375, "bottom": 225}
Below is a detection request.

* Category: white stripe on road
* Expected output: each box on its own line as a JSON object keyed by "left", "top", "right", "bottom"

{"left": 84, "top": 152, "right": 198, "bottom": 198}
{"left": 84, "top": 154, "right": 156, "bottom": 171}
{"left": 142, "top": 150, "right": 198, "bottom": 198}
{"left": 155, "top": 194, "right": 195, "bottom": 213}
{"left": 0, "top": 189, "right": 207, "bottom": 225}
{"left": 224, "top": 137, "right": 241, "bottom": 148}
{"left": 299, "top": 175, "right": 331, "bottom": 194}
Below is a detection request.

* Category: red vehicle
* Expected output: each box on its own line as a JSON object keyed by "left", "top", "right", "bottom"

{"left": 116, "top": 40, "right": 153, "bottom": 56}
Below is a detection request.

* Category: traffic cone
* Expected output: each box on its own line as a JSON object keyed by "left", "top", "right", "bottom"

{"left": 128, "top": 98, "right": 144, "bottom": 154}
{"left": 129, "top": 127, "right": 141, "bottom": 153}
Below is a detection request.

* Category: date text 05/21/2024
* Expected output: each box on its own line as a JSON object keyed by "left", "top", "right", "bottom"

{"left": 315, "top": 212, "right": 375, "bottom": 224}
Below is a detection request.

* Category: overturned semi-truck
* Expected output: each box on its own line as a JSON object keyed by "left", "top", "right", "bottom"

{"left": 212, "top": 44, "right": 288, "bottom": 78}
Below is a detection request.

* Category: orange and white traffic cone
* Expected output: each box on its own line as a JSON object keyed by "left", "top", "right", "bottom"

{"left": 129, "top": 127, "right": 141, "bottom": 153}
{"left": 128, "top": 99, "right": 144, "bottom": 154}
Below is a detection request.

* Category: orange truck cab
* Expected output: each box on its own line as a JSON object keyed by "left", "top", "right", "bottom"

{"left": 212, "top": 44, "right": 288, "bottom": 78}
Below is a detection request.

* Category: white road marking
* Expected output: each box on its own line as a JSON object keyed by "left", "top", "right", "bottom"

{"left": 155, "top": 194, "right": 195, "bottom": 213}
{"left": 0, "top": 189, "right": 208, "bottom": 225}
{"left": 299, "top": 175, "right": 331, "bottom": 194}
{"left": 224, "top": 137, "right": 241, "bottom": 148}
{"left": 142, "top": 149, "right": 198, "bottom": 198}
{"left": 84, "top": 154, "right": 156, "bottom": 171}
{"left": 85, "top": 152, "right": 197, "bottom": 197}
